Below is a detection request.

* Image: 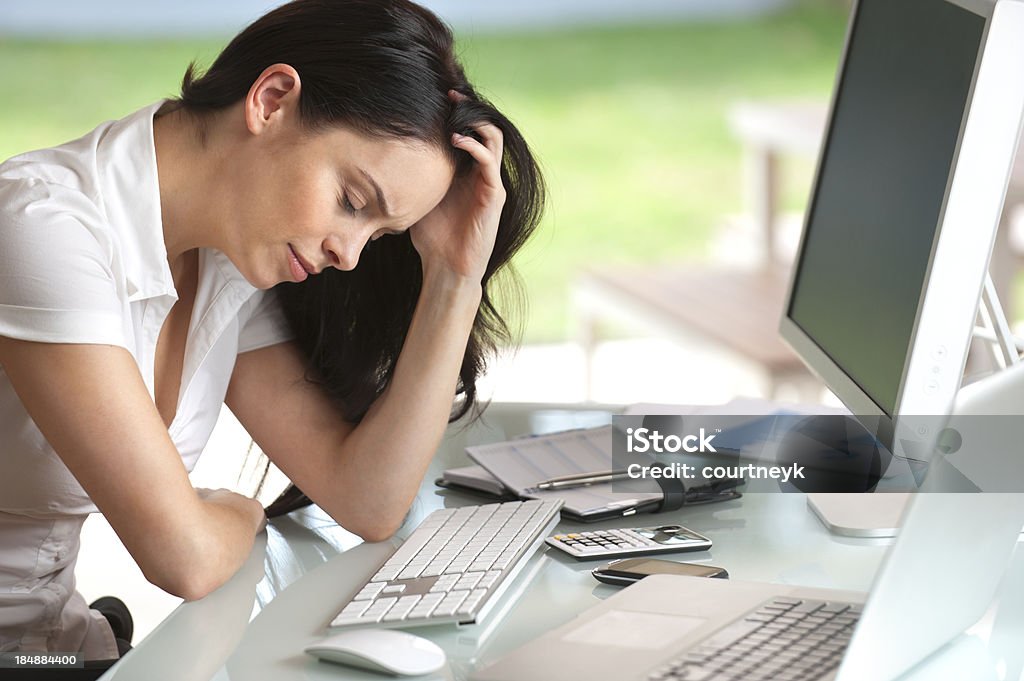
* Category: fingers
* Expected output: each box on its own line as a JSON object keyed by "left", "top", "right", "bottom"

{"left": 452, "top": 124, "right": 505, "bottom": 193}
{"left": 447, "top": 89, "right": 504, "bottom": 174}
{"left": 476, "top": 122, "right": 504, "bottom": 169}
{"left": 452, "top": 125, "right": 503, "bottom": 168}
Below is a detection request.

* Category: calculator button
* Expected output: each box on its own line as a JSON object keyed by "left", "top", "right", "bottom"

{"left": 576, "top": 546, "right": 605, "bottom": 554}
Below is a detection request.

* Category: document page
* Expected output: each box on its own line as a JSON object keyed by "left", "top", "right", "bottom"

{"left": 467, "top": 426, "right": 662, "bottom": 517}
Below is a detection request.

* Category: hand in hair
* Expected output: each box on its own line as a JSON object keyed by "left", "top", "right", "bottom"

{"left": 409, "top": 93, "right": 506, "bottom": 284}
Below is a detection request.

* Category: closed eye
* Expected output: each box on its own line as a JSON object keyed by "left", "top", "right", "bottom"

{"left": 339, "top": 192, "right": 358, "bottom": 215}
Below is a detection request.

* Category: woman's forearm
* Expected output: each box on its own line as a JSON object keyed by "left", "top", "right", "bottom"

{"left": 323, "top": 120, "right": 509, "bottom": 539}
{"left": 327, "top": 268, "right": 482, "bottom": 538}
{"left": 0, "top": 339, "right": 265, "bottom": 600}
{"left": 155, "top": 492, "right": 264, "bottom": 600}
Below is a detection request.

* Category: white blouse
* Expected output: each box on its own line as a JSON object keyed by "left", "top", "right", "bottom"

{"left": 0, "top": 100, "right": 294, "bottom": 517}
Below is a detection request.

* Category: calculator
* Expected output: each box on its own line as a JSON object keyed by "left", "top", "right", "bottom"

{"left": 545, "top": 524, "right": 712, "bottom": 560}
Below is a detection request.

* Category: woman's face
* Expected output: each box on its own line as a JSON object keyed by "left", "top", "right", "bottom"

{"left": 225, "top": 121, "right": 455, "bottom": 289}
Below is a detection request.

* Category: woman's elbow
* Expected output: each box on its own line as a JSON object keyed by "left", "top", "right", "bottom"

{"left": 172, "top": 575, "right": 222, "bottom": 602}
{"left": 345, "top": 513, "right": 404, "bottom": 543}
{"left": 142, "top": 560, "right": 224, "bottom": 602}
{"left": 356, "top": 525, "right": 399, "bottom": 543}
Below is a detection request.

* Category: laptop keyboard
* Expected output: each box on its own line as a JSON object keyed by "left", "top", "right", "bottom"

{"left": 646, "top": 597, "right": 862, "bottom": 681}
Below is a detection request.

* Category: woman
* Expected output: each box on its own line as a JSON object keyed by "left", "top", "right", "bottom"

{"left": 0, "top": 0, "right": 544, "bottom": 663}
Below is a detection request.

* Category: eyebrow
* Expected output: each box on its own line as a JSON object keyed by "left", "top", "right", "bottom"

{"left": 358, "top": 168, "right": 391, "bottom": 218}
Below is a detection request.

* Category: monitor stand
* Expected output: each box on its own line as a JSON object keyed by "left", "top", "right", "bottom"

{"left": 806, "top": 307, "right": 1024, "bottom": 539}
{"left": 807, "top": 492, "right": 910, "bottom": 538}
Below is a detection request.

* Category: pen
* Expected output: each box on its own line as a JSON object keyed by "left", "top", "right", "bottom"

{"left": 535, "top": 469, "right": 630, "bottom": 490}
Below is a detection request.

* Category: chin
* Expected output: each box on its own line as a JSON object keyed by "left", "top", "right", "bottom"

{"left": 240, "top": 264, "right": 279, "bottom": 290}
{"left": 258, "top": 275, "right": 284, "bottom": 290}
{"left": 217, "top": 251, "right": 276, "bottom": 290}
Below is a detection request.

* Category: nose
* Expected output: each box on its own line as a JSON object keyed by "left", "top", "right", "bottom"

{"left": 323, "top": 235, "right": 362, "bottom": 272}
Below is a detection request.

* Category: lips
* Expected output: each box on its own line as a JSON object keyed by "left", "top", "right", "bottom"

{"left": 288, "top": 245, "right": 313, "bottom": 282}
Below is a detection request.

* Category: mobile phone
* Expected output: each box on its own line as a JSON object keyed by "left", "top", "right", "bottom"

{"left": 592, "top": 557, "right": 729, "bottom": 586}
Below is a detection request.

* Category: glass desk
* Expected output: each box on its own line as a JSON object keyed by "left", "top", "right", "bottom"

{"left": 99, "top": 403, "right": 1024, "bottom": 681}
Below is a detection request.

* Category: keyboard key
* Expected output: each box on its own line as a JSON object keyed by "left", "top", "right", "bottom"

{"left": 493, "top": 550, "right": 520, "bottom": 569}
{"left": 352, "top": 582, "right": 387, "bottom": 600}
{"left": 362, "top": 595, "right": 397, "bottom": 609}
{"left": 772, "top": 597, "right": 801, "bottom": 606}
{"left": 453, "top": 572, "right": 484, "bottom": 591}
{"left": 372, "top": 565, "right": 403, "bottom": 581}
{"left": 359, "top": 596, "right": 398, "bottom": 623}
{"left": 819, "top": 603, "right": 850, "bottom": 615}
{"left": 384, "top": 531, "right": 434, "bottom": 567}
{"left": 398, "top": 565, "right": 425, "bottom": 580}
{"left": 478, "top": 570, "right": 502, "bottom": 589}
{"left": 422, "top": 563, "right": 449, "bottom": 577}
{"left": 789, "top": 601, "right": 823, "bottom": 615}
{"left": 330, "top": 612, "right": 372, "bottom": 627}
{"left": 382, "top": 595, "right": 422, "bottom": 622}
{"left": 698, "top": 620, "right": 763, "bottom": 652}
{"left": 429, "top": 575, "right": 459, "bottom": 593}
{"left": 455, "top": 588, "right": 489, "bottom": 617}
{"left": 338, "top": 600, "right": 371, "bottom": 616}
{"left": 745, "top": 613, "right": 775, "bottom": 623}
{"left": 432, "top": 590, "right": 470, "bottom": 618}
{"left": 407, "top": 593, "right": 445, "bottom": 620}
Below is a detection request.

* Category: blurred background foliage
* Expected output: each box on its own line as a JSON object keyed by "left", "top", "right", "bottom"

{"left": 0, "top": 0, "right": 848, "bottom": 341}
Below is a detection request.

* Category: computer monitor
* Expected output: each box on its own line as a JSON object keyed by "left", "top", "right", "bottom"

{"left": 780, "top": 0, "right": 1024, "bottom": 458}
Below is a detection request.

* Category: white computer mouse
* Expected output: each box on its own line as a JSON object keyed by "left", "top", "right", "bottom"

{"left": 304, "top": 628, "right": 446, "bottom": 676}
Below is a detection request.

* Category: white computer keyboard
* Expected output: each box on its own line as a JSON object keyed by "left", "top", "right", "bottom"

{"left": 330, "top": 499, "right": 563, "bottom": 629}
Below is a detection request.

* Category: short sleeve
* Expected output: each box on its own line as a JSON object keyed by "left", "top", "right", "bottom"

{"left": 0, "top": 182, "right": 129, "bottom": 348}
{"left": 237, "top": 290, "right": 295, "bottom": 354}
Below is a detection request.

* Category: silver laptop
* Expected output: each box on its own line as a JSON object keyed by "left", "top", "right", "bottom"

{"left": 472, "top": 493, "right": 1024, "bottom": 681}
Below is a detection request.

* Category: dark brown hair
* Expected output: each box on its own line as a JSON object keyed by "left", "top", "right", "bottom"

{"left": 176, "top": 0, "right": 545, "bottom": 516}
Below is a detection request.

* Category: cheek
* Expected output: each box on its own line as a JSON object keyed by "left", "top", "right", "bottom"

{"left": 288, "top": 173, "right": 340, "bottom": 232}
{"left": 257, "top": 186, "right": 317, "bottom": 242}
{"left": 252, "top": 155, "right": 346, "bottom": 246}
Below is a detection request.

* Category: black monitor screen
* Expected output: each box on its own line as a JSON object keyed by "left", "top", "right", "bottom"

{"left": 787, "top": 0, "right": 985, "bottom": 416}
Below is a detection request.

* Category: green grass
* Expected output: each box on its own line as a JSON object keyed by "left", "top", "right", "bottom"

{"left": 1, "top": 41, "right": 225, "bottom": 158}
{"left": 0, "top": 2, "right": 849, "bottom": 341}
{"left": 460, "top": 4, "right": 847, "bottom": 339}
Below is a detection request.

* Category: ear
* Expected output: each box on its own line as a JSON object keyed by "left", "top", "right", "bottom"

{"left": 244, "top": 63, "right": 302, "bottom": 136}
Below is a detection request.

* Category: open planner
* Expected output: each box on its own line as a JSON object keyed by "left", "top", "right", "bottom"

{"left": 441, "top": 425, "right": 742, "bottom": 522}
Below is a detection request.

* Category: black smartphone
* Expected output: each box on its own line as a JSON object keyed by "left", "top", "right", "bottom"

{"left": 592, "top": 557, "right": 729, "bottom": 586}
